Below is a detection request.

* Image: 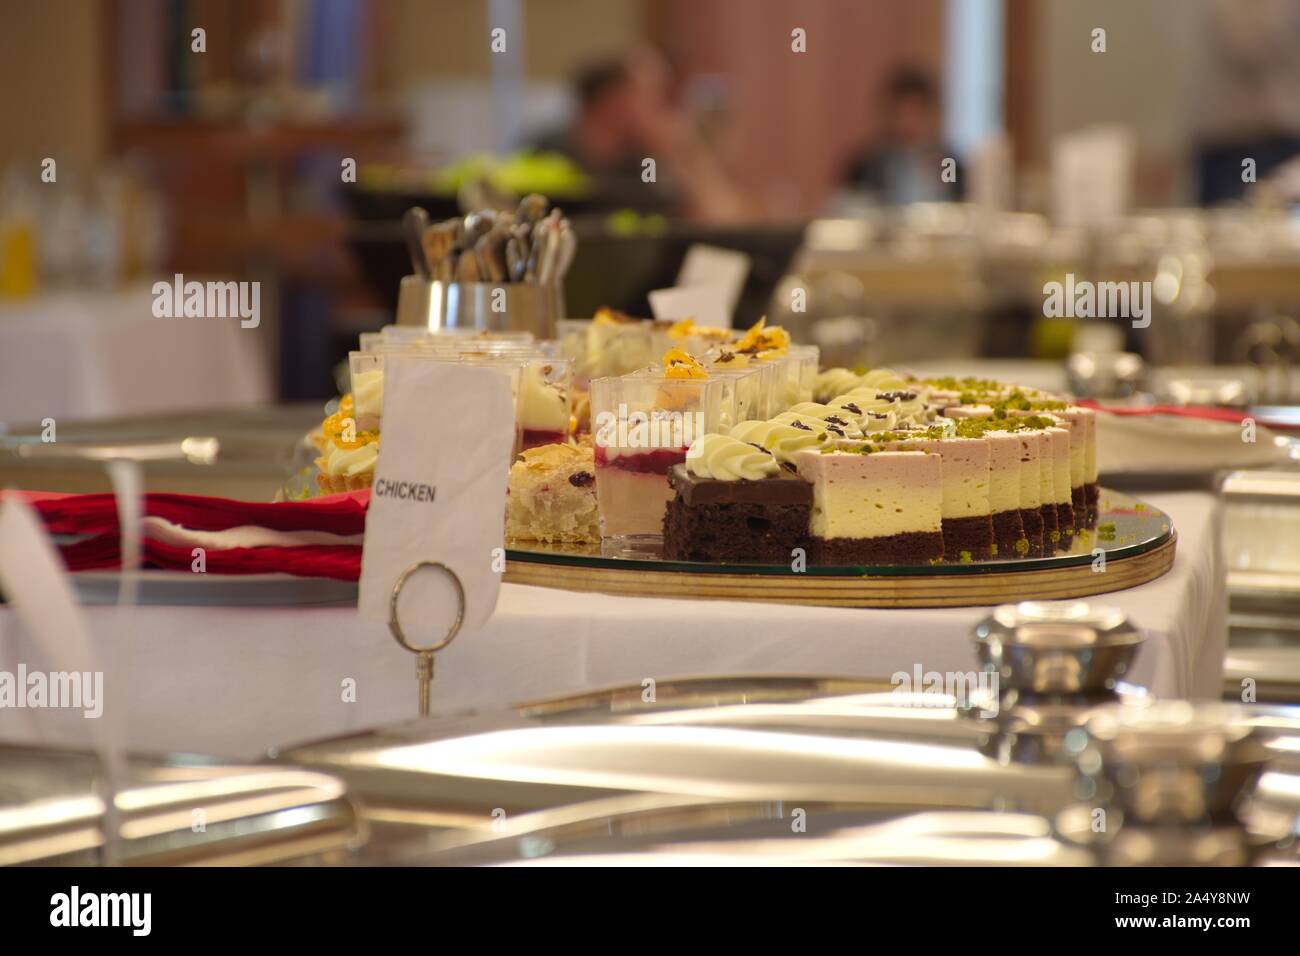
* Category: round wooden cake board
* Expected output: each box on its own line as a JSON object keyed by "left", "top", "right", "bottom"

{"left": 504, "top": 533, "right": 1177, "bottom": 609}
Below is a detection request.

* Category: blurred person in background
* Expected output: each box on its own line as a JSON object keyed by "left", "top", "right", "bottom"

{"left": 837, "top": 66, "right": 962, "bottom": 206}
{"left": 1195, "top": 0, "right": 1300, "bottom": 205}
{"left": 531, "top": 48, "right": 750, "bottom": 222}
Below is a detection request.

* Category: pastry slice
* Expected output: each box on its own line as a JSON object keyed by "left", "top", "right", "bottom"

{"left": 506, "top": 443, "right": 599, "bottom": 543}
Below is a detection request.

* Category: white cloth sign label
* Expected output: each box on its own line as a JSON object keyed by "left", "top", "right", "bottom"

{"left": 358, "top": 358, "right": 515, "bottom": 632}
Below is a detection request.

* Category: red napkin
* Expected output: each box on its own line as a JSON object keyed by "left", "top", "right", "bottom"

{"left": 1075, "top": 400, "right": 1258, "bottom": 426}
{"left": 3, "top": 489, "right": 369, "bottom": 581}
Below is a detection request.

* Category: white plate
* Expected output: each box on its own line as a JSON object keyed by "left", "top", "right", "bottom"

{"left": 1097, "top": 413, "right": 1294, "bottom": 477}
{"left": 69, "top": 571, "right": 357, "bottom": 607}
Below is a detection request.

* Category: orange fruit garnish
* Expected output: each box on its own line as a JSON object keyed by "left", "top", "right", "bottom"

{"left": 663, "top": 347, "right": 707, "bottom": 379}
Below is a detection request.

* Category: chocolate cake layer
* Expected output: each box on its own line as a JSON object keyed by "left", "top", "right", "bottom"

{"left": 812, "top": 531, "right": 943, "bottom": 566}
{"left": 662, "top": 494, "right": 810, "bottom": 564}
{"left": 942, "top": 514, "right": 995, "bottom": 561}
{"left": 1020, "top": 507, "right": 1045, "bottom": 557}
{"left": 667, "top": 463, "right": 812, "bottom": 506}
{"left": 1071, "top": 486, "right": 1087, "bottom": 522}
{"left": 989, "top": 509, "right": 1025, "bottom": 558}
{"left": 1084, "top": 482, "right": 1101, "bottom": 526}
{"left": 1056, "top": 501, "right": 1076, "bottom": 542}
{"left": 1041, "top": 502, "right": 1060, "bottom": 548}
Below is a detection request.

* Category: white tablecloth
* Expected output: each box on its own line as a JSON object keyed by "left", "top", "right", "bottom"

{"left": 0, "top": 491, "right": 1225, "bottom": 760}
{"left": 0, "top": 285, "right": 272, "bottom": 427}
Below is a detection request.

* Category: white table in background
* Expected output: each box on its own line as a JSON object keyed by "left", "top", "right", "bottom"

{"left": 0, "top": 284, "right": 272, "bottom": 427}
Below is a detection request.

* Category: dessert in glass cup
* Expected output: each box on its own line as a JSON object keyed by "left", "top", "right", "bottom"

{"left": 590, "top": 349, "right": 729, "bottom": 549}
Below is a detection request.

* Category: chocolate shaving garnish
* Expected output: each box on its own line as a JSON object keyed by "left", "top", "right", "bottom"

{"left": 879, "top": 390, "right": 917, "bottom": 402}
{"left": 568, "top": 471, "right": 594, "bottom": 487}
{"left": 789, "top": 419, "right": 812, "bottom": 431}
{"left": 746, "top": 442, "right": 773, "bottom": 455}
{"left": 827, "top": 425, "right": 846, "bottom": 436}
{"left": 716, "top": 349, "right": 737, "bottom": 363}
{"left": 825, "top": 415, "right": 849, "bottom": 427}
{"left": 841, "top": 402, "right": 862, "bottom": 415}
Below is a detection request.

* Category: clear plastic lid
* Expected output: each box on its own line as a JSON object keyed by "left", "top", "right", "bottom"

{"left": 589, "top": 372, "right": 730, "bottom": 452}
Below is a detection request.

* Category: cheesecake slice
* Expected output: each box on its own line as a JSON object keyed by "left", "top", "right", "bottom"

{"left": 838, "top": 426, "right": 995, "bottom": 561}
{"left": 794, "top": 447, "right": 944, "bottom": 565}
{"left": 944, "top": 405, "right": 1074, "bottom": 549}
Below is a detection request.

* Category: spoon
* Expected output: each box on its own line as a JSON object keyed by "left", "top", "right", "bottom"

{"left": 403, "top": 207, "right": 431, "bottom": 278}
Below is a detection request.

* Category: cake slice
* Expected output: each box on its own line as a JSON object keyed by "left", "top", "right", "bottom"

{"left": 841, "top": 426, "right": 995, "bottom": 561}
{"left": 506, "top": 443, "right": 599, "bottom": 543}
{"left": 662, "top": 434, "right": 811, "bottom": 564}
{"left": 944, "top": 405, "right": 1074, "bottom": 549}
{"left": 1011, "top": 428, "right": 1046, "bottom": 556}
{"left": 794, "top": 447, "right": 944, "bottom": 565}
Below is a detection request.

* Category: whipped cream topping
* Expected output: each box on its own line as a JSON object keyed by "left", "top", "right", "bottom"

{"left": 729, "top": 418, "right": 830, "bottom": 464}
{"left": 813, "top": 366, "right": 908, "bottom": 402}
{"left": 774, "top": 405, "right": 862, "bottom": 439}
{"left": 320, "top": 439, "right": 379, "bottom": 477}
{"left": 686, "top": 433, "right": 779, "bottom": 481}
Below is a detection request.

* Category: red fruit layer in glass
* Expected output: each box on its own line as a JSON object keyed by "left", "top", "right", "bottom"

{"left": 594, "top": 445, "right": 688, "bottom": 475}
{"left": 521, "top": 428, "right": 567, "bottom": 450}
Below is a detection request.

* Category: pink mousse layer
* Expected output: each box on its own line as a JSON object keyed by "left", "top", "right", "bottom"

{"left": 594, "top": 447, "right": 688, "bottom": 536}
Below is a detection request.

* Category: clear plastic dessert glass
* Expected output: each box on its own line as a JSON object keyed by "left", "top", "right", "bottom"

{"left": 515, "top": 357, "right": 573, "bottom": 450}
{"left": 705, "top": 349, "right": 770, "bottom": 425}
{"left": 590, "top": 371, "right": 727, "bottom": 552}
{"left": 664, "top": 321, "right": 733, "bottom": 359}
{"left": 559, "top": 317, "right": 655, "bottom": 386}
{"left": 753, "top": 352, "right": 797, "bottom": 417}
{"left": 788, "top": 345, "right": 820, "bottom": 406}
{"left": 347, "top": 351, "right": 386, "bottom": 430}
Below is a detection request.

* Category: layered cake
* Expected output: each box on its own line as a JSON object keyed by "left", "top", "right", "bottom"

{"left": 944, "top": 404, "right": 1075, "bottom": 546}
{"left": 856, "top": 426, "right": 997, "bottom": 561}
{"left": 506, "top": 443, "right": 599, "bottom": 543}
{"left": 794, "top": 446, "right": 944, "bottom": 565}
{"left": 662, "top": 434, "right": 811, "bottom": 563}
{"left": 1008, "top": 426, "right": 1046, "bottom": 557}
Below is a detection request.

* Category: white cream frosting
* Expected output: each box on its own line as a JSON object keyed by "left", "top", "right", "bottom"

{"left": 729, "top": 418, "right": 830, "bottom": 464}
{"left": 320, "top": 440, "right": 379, "bottom": 477}
{"left": 784, "top": 402, "right": 865, "bottom": 438}
{"left": 686, "top": 433, "right": 779, "bottom": 481}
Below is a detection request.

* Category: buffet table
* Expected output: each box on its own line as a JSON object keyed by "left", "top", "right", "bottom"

{"left": 0, "top": 491, "right": 1224, "bottom": 760}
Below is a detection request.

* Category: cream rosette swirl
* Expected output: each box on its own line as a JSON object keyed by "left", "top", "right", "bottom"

{"left": 686, "top": 432, "right": 780, "bottom": 480}
{"left": 321, "top": 440, "right": 379, "bottom": 477}
{"left": 838, "top": 387, "right": 930, "bottom": 426}
{"left": 780, "top": 402, "right": 864, "bottom": 439}
{"left": 729, "top": 419, "right": 830, "bottom": 465}
{"left": 859, "top": 367, "right": 909, "bottom": 391}
{"left": 813, "top": 367, "right": 866, "bottom": 403}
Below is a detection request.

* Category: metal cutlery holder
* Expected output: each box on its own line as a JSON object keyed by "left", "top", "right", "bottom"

{"left": 395, "top": 275, "right": 565, "bottom": 338}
